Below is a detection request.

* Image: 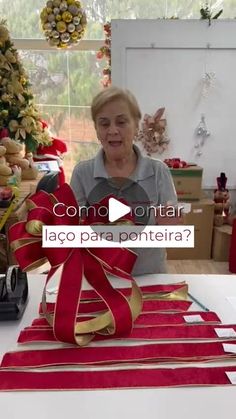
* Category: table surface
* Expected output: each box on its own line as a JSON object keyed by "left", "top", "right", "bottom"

{"left": 1, "top": 273, "right": 236, "bottom": 419}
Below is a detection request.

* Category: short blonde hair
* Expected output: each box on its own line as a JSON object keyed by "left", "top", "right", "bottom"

{"left": 91, "top": 86, "right": 142, "bottom": 125}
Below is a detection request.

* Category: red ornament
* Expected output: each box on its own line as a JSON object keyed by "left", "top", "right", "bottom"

{"left": 164, "top": 158, "right": 189, "bottom": 169}
{"left": 0, "top": 128, "right": 10, "bottom": 139}
{"left": 33, "top": 121, "right": 67, "bottom": 186}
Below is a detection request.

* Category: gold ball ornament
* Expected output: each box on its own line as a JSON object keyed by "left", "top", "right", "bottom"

{"left": 43, "top": 22, "right": 53, "bottom": 31}
{"left": 62, "top": 11, "right": 73, "bottom": 23}
{"left": 1, "top": 110, "right": 9, "bottom": 117}
{"left": 53, "top": 7, "right": 60, "bottom": 15}
{"left": 56, "top": 21, "right": 67, "bottom": 33}
{"left": 67, "top": 23, "right": 75, "bottom": 33}
{"left": 71, "top": 31, "right": 79, "bottom": 41}
{"left": 52, "top": 30, "right": 60, "bottom": 38}
{"left": 40, "top": 9, "right": 49, "bottom": 23}
{"left": 72, "top": 16, "right": 80, "bottom": 25}
{"left": 49, "top": 38, "right": 60, "bottom": 46}
{"left": 53, "top": 0, "right": 61, "bottom": 6}
{"left": 41, "top": 0, "right": 87, "bottom": 49}
{"left": 59, "top": 42, "right": 68, "bottom": 49}
{"left": 60, "top": 1, "right": 68, "bottom": 12}
{"left": 48, "top": 13, "right": 56, "bottom": 22}
{"left": 45, "top": 29, "right": 53, "bottom": 37}
{"left": 68, "top": 5, "right": 79, "bottom": 15}
{"left": 60, "top": 32, "right": 71, "bottom": 43}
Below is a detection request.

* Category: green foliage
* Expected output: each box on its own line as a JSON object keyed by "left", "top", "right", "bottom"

{"left": 200, "top": 2, "right": 223, "bottom": 25}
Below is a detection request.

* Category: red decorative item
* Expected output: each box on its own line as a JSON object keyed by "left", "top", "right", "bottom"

{"left": 33, "top": 120, "right": 67, "bottom": 185}
{"left": 0, "top": 128, "right": 9, "bottom": 139}
{"left": 213, "top": 172, "right": 231, "bottom": 226}
{"left": 164, "top": 158, "right": 188, "bottom": 168}
{"left": 229, "top": 219, "right": 236, "bottom": 273}
{"left": 1, "top": 365, "right": 236, "bottom": 391}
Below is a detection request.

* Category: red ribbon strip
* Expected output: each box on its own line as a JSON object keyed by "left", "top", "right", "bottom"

{"left": 31, "top": 311, "right": 221, "bottom": 328}
{"left": 39, "top": 300, "right": 193, "bottom": 316}
{"left": 3, "top": 339, "right": 236, "bottom": 368}
{"left": 8, "top": 184, "right": 141, "bottom": 345}
{"left": 16, "top": 324, "right": 235, "bottom": 346}
{"left": 0, "top": 366, "right": 235, "bottom": 391}
{"left": 79, "top": 282, "right": 187, "bottom": 300}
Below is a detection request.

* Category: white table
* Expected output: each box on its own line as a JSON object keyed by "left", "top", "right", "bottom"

{"left": 1, "top": 273, "right": 236, "bottom": 419}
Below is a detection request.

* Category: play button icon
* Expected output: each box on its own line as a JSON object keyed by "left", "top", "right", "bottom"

{"left": 108, "top": 197, "right": 131, "bottom": 223}
{"left": 87, "top": 177, "right": 151, "bottom": 242}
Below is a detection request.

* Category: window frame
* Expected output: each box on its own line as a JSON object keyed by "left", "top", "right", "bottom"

{"left": 13, "top": 39, "right": 103, "bottom": 51}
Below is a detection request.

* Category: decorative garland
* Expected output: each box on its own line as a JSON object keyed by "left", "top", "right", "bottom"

{"left": 40, "top": 0, "right": 87, "bottom": 49}
{"left": 97, "top": 22, "right": 111, "bottom": 87}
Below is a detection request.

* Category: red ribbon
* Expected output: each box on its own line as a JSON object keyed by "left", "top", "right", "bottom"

{"left": 3, "top": 338, "right": 236, "bottom": 369}
{"left": 0, "top": 365, "right": 234, "bottom": 391}
{"left": 8, "top": 183, "right": 142, "bottom": 346}
{"left": 17, "top": 321, "right": 231, "bottom": 346}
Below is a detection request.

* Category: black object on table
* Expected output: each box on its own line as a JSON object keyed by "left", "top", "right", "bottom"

{"left": 0, "top": 266, "right": 28, "bottom": 321}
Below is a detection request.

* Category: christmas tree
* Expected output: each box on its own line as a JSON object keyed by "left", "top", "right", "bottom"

{"left": 0, "top": 20, "right": 51, "bottom": 152}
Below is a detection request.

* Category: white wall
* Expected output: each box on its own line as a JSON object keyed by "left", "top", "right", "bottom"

{"left": 111, "top": 20, "right": 236, "bottom": 190}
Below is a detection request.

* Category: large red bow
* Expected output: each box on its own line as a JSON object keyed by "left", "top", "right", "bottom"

{"left": 9, "top": 184, "right": 142, "bottom": 346}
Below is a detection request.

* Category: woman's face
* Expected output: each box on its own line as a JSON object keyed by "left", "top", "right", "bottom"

{"left": 95, "top": 99, "right": 138, "bottom": 161}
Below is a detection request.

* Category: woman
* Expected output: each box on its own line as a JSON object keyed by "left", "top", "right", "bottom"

{"left": 70, "top": 86, "right": 178, "bottom": 275}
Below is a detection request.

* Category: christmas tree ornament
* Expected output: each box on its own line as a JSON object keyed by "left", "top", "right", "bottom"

{"left": 194, "top": 113, "right": 210, "bottom": 157}
{"left": 40, "top": 0, "right": 87, "bottom": 49}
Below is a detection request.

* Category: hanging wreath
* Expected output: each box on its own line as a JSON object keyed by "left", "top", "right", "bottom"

{"left": 40, "top": 0, "right": 87, "bottom": 49}
{"left": 97, "top": 22, "right": 111, "bottom": 87}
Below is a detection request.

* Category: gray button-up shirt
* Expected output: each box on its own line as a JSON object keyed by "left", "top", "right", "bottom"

{"left": 70, "top": 145, "right": 177, "bottom": 275}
